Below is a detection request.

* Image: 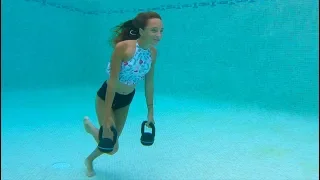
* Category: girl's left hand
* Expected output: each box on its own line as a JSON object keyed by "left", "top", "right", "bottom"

{"left": 146, "top": 116, "right": 155, "bottom": 128}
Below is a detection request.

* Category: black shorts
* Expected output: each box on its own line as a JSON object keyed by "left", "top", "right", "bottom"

{"left": 96, "top": 81, "right": 135, "bottom": 110}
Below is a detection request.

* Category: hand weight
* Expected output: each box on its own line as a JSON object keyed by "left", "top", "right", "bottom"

{"left": 98, "top": 126, "right": 117, "bottom": 153}
{"left": 140, "top": 121, "right": 155, "bottom": 146}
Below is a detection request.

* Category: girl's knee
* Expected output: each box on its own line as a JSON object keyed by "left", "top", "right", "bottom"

{"left": 107, "top": 142, "right": 119, "bottom": 155}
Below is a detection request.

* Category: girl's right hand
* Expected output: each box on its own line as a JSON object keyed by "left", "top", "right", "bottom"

{"left": 102, "top": 116, "right": 116, "bottom": 138}
{"left": 105, "top": 116, "right": 115, "bottom": 128}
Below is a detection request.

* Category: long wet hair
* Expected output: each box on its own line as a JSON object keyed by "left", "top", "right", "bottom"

{"left": 109, "top": 11, "right": 161, "bottom": 47}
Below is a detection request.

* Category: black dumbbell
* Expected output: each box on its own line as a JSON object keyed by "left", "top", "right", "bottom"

{"left": 98, "top": 126, "right": 117, "bottom": 153}
{"left": 140, "top": 121, "right": 155, "bottom": 146}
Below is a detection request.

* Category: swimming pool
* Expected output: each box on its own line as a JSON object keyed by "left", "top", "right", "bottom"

{"left": 1, "top": 0, "right": 319, "bottom": 179}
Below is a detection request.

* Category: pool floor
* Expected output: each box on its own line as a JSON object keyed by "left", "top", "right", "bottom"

{"left": 1, "top": 86, "right": 319, "bottom": 180}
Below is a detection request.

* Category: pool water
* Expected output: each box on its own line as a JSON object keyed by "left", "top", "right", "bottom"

{"left": 1, "top": 87, "right": 318, "bottom": 179}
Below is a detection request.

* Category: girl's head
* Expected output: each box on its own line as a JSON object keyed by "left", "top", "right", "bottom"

{"left": 110, "top": 11, "right": 163, "bottom": 47}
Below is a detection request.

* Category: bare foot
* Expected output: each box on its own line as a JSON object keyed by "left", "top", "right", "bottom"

{"left": 85, "top": 158, "right": 96, "bottom": 177}
{"left": 83, "top": 116, "right": 95, "bottom": 134}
